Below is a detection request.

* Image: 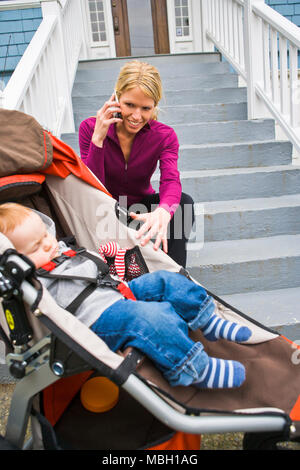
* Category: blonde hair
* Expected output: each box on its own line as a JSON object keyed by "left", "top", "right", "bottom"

{"left": 115, "top": 60, "right": 163, "bottom": 120}
{"left": 0, "top": 203, "right": 32, "bottom": 235}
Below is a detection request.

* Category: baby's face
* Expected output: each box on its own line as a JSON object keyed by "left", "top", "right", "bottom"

{"left": 7, "top": 212, "right": 59, "bottom": 268}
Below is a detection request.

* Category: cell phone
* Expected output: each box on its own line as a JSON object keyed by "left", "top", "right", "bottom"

{"left": 114, "top": 90, "right": 122, "bottom": 119}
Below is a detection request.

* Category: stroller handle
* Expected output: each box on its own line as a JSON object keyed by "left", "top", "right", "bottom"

{"left": 4, "top": 254, "right": 39, "bottom": 307}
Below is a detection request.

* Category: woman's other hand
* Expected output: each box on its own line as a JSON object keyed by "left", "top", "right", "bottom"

{"left": 92, "top": 93, "right": 122, "bottom": 148}
{"left": 130, "top": 207, "right": 171, "bottom": 253}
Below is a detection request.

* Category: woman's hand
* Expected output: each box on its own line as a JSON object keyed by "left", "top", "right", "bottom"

{"left": 92, "top": 93, "right": 122, "bottom": 148}
{"left": 130, "top": 207, "right": 171, "bottom": 253}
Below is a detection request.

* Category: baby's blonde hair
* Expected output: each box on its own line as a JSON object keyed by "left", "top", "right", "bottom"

{"left": 0, "top": 203, "right": 32, "bottom": 235}
{"left": 115, "top": 60, "right": 163, "bottom": 120}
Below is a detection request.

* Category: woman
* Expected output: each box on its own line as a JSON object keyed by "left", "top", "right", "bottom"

{"left": 79, "top": 60, "right": 194, "bottom": 267}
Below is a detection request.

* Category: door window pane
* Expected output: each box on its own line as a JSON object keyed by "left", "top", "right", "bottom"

{"left": 174, "top": 0, "right": 190, "bottom": 37}
{"left": 88, "top": 0, "right": 107, "bottom": 43}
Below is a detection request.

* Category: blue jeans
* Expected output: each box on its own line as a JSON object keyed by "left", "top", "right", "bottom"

{"left": 91, "top": 270, "right": 215, "bottom": 386}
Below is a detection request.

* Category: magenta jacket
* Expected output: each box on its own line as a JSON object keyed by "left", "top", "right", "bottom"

{"left": 78, "top": 117, "right": 182, "bottom": 214}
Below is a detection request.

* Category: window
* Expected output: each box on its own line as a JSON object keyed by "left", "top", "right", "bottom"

{"left": 88, "top": 0, "right": 107, "bottom": 43}
{"left": 174, "top": 0, "right": 190, "bottom": 38}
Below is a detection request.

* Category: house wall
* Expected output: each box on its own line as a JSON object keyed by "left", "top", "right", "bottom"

{"left": 0, "top": 0, "right": 299, "bottom": 86}
{"left": 0, "top": 6, "right": 42, "bottom": 87}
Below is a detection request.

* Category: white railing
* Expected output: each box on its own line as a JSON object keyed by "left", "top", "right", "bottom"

{"left": 0, "top": 0, "right": 85, "bottom": 136}
{"left": 201, "top": 0, "right": 300, "bottom": 156}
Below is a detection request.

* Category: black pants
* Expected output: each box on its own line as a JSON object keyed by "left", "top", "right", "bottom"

{"left": 135, "top": 192, "right": 195, "bottom": 268}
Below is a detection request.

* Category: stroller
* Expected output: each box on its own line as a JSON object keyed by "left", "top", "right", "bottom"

{"left": 0, "top": 109, "right": 299, "bottom": 451}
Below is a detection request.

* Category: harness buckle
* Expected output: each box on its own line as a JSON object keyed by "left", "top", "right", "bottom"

{"left": 96, "top": 273, "right": 120, "bottom": 289}
{"left": 56, "top": 247, "right": 85, "bottom": 263}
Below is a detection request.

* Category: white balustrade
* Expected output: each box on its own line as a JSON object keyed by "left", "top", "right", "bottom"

{"left": 1, "top": 0, "right": 85, "bottom": 136}
{"left": 201, "top": 0, "right": 300, "bottom": 156}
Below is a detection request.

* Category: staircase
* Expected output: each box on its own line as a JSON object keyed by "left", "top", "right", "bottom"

{"left": 62, "top": 52, "right": 300, "bottom": 341}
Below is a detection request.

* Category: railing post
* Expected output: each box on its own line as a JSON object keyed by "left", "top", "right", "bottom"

{"left": 40, "top": 0, "right": 75, "bottom": 134}
{"left": 244, "top": 0, "right": 265, "bottom": 120}
{"left": 200, "top": 0, "right": 215, "bottom": 52}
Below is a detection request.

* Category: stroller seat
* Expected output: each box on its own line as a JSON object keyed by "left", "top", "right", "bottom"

{"left": 0, "top": 109, "right": 300, "bottom": 451}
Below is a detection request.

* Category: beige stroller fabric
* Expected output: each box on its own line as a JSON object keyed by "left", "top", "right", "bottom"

{"left": 45, "top": 172, "right": 279, "bottom": 346}
{"left": 0, "top": 171, "right": 277, "bottom": 376}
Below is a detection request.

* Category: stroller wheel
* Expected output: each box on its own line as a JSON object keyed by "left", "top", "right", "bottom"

{"left": 243, "top": 432, "right": 296, "bottom": 450}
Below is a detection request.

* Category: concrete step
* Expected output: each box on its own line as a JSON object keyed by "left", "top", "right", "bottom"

{"left": 72, "top": 87, "right": 248, "bottom": 110}
{"left": 75, "top": 59, "right": 231, "bottom": 82}
{"left": 72, "top": 72, "right": 239, "bottom": 97}
{"left": 172, "top": 119, "right": 275, "bottom": 145}
{"left": 60, "top": 132, "right": 292, "bottom": 173}
{"left": 159, "top": 102, "right": 247, "bottom": 125}
{"left": 73, "top": 102, "right": 248, "bottom": 129}
{"left": 178, "top": 140, "right": 292, "bottom": 170}
{"left": 186, "top": 233, "right": 300, "bottom": 295}
{"left": 64, "top": 117, "right": 274, "bottom": 155}
{"left": 77, "top": 52, "right": 222, "bottom": 72}
{"left": 153, "top": 165, "right": 300, "bottom": 202}
{"left": 163, "top": 87, "right": 247, "bottom": 106}
{"left": 199, "top": 194, "right": 300, "bottom": 242}
{"left": 61, "top": 132, "right": 80, "bottom": 154}
{"left": 222, "top": 287, "right": 300, "bottom": 342}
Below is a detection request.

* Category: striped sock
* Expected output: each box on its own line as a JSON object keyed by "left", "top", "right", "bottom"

{"left": 194, "top": 357, "right": 246, "bottom": 389}
{"left": 201, "top": 313, "right": 252, "bottom": 343}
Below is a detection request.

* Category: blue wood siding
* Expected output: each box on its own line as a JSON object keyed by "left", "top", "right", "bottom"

{"left": 265, "top": 0, "right": 300, "bottom": 27}
{"left": 0, "top": 7, "right": 42, "bottom": 86}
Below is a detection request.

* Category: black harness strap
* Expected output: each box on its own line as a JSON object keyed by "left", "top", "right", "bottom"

{"left": 79, "top": 249, "right": 109, "bottom": 270}
{"left": 36, "top": 247, "right": 136, "bottom": 316}
{"left": 65, "top": 284, "right": 98, "bottom": 314}
{"left": 37, "top": 271, "right": 101, "bottom": 284}
{"left": 37, "top": 247, "right": 110, "bottom": 279}
{"left": 37, "top": 247, "right": 144, "bottom": 385}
